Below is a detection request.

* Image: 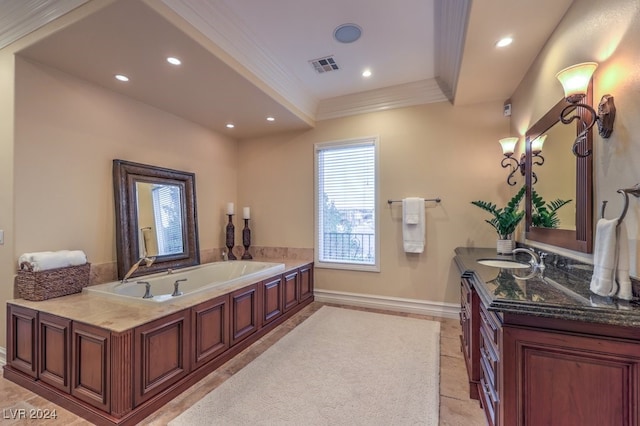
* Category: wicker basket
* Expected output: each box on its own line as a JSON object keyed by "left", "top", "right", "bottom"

{"left": 16, "top": 263, "right": 91, "bottom": 301}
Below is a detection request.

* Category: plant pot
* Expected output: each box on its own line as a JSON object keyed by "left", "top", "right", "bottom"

{"left": 497, "top": 238, "right": 515, "bottom": 255}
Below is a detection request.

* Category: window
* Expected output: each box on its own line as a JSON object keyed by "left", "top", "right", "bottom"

{"left": 152, "top": 184, "right": 184, "bottom": 255}
{"left": 314, "top": 137, "right": 379, "bottom": 271}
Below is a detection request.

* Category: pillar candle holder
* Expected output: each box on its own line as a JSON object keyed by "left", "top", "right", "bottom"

{"left": 225, "top": 214, "right": 237, "bottom": 260}
{"left": 242, "top": 218, "right": 253, "bottom": 260}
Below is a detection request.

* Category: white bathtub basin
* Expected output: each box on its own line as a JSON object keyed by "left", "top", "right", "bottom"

{"left": 84, "top": 260, "right": 285, "bottom": 303}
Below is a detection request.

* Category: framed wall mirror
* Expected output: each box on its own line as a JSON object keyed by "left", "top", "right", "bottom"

{"left": 524, "top": 84, "right": 593, "bottom": 253}
{"left": 113, "top": 159, "right": 200, "bottom": 280}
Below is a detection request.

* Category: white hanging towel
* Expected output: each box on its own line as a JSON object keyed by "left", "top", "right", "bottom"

{"left": 402, "top": 198, "right": 425, "bottom": 253}
{"left": 590, "top": 219, "right": 632, "bottom": 300}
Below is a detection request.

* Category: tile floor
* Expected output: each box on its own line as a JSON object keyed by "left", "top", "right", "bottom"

{"left": 0, "top": 302, "right": 486, "bottom": 425}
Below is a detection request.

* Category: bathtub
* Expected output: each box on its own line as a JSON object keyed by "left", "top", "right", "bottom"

{"left": 84, "top": 260, "right": 285, "bottom": 303}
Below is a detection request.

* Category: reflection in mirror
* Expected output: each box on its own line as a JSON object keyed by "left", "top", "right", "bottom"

{"left": 525, "top": 86, "right": 593, "bottom": 253}
{"left": 113, "top": 160, "right": 199, "bottom": 280}
{"left": 530, "top": 119, "right": 576, "bottom": 230}
{"left": 136, "top": 182, "right": 184, "bottom": 257}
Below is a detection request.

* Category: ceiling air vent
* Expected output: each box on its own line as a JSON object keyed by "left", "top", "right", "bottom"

{"left": 310, "top": 56, "right": 339, "bottom": 74}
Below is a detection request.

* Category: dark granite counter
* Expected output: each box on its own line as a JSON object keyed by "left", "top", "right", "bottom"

{"left": 454, "top": 247, "right": 640, "bottom": 328}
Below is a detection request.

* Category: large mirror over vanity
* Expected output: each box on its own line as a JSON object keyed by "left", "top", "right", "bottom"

{"left": 524, "top": 84, "right": 594, "bottom": 253}
{"left": 113, "top": 159, "right": 200, "bottom": 279}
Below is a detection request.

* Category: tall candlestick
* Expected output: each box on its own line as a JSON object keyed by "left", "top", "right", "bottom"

{"left": 226, "top": 202, "right": 234, "bottom": 215}
{"left": 243, "top": 207, "right": 250, "bottom": 219}
{"left": 225, "top": 214, "right": 237, "bottom": 260}
{"left": 242, "top": 218, "right": 253, "bottom": 259}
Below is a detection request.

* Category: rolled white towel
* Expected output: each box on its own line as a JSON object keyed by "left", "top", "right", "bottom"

{"left": 19, "top": 250, "right": 87, "bottom": 272}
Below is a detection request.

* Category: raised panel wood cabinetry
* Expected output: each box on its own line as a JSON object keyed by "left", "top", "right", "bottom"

{"left": 230, "top": 283, "right": 259, "bottom": 345}
{"left": 260, "top": 276, "right": 283, "bottom": 325}
{"left": 191, "top": 294, "right": 229, "bottom": 369}
{"left": 72, "top": 322, "right": 111, "bottom": 411}
{"left": 134, "top": 309, "right": 190, "bottom": 407}
{"left": 38, "top": 313, "right": 71, "bottom": 393}
{"left": 7, "top": 305, "right": 38, "bottom": 378}
{"left": 460, "top": 278, "right": 640, "bottom": 426}
{"left": 283, "top": 271, "right": 299, "bottom": 312}
{"left": 459, "top": 277, "right": 480, "bottom": 400}
{"left": 5, "top": 262, "right": 314, "bottom": 426}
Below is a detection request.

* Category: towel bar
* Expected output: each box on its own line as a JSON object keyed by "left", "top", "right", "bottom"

{"left": 600, "top": 183, "right": 640, "bottom": 226}
{"left": 387, "top": 197, "right": 442, "bottom": 205}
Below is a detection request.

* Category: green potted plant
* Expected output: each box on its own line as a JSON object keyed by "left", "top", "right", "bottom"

{"left": 530, "top": 188, "right": 572, "bottom": 229}
{"left": 470, "top": 185, "right": 526, "bottom": 254}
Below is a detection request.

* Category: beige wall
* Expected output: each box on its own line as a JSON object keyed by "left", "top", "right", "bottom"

{"left": 238, "top": 101, "right": 510, "bottom": 304}
{"left": 510, "top": 0, "right": 640, "bottom": 271}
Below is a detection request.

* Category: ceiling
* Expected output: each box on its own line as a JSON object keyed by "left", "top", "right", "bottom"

{"left": 3, "top": 0, "right": 574, "bottom": 139}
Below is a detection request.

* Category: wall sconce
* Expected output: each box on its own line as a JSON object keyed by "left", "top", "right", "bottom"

{"left": 499, "top": 137, "right": 524, "bottom": 186}
{"left": 555, "top": 62, "right": 616, "bottom": 158}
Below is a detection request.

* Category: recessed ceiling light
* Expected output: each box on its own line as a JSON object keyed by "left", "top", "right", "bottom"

{"left": 167, "top": 57, "right": 181, "bottom": 65}
{"left": 266, "top": 116, "right": 275, "bottom": 122}
{"left": 226, "top": 123, "right": 235, "bottom": 129}
{"left": 496, "top": 37, "right": 513, "bottom": 48}
{"left": 362, "top": 69, "right": 372, "bottom": 78}
{"left": 114, "top": 74, "right": 129, "bottom": 82}
{"left": 334, "top": 23, "right": 362, "bottom": 44}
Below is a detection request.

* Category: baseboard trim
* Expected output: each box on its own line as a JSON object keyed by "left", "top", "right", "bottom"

{"left": 0, "top": 346, "right": 6, "bottom": 367}
{"left": 313, "top": 289, "right": 460, "bottom": 319}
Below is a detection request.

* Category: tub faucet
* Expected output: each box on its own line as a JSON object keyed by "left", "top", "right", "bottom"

{"left": 172, "top": 279, "right": 187, "bottom": 297}
{"left": 122, "top": 256, "right": 156, "bottom": 283}
{"left": 137, "top": 281, "right": 153, "bottom": 299}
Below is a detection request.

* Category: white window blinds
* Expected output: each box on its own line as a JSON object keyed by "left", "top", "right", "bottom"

{"left": 315, "top": 138, "right": 379, "bottom": 271}
{"left": 152, "top": 184, "right": 184, "bottom": 255}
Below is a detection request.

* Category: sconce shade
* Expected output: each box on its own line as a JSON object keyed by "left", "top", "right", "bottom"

{"left": 531, "top": 134, "right": 546, "bottom": 154}
{"left": 555, "top": 62, "right": 598, "bottom": 102}
{"left": 499, "top": 137, "right": 519, "bottom": 156}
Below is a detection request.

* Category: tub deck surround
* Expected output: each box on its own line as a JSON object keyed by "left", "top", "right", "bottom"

{"left": 4, "top": 259, "right": 314, "bottom": 426}
{"left": 7, "top": 259, "right": 309, "bottom": 332}
{"left": 454, "top": 247, "right": 640, "bottom": 327}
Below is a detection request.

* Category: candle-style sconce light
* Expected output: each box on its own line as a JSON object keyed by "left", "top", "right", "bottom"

{"left": 555, "top": 62, "right": 616, "bottom": 158}
{"left": 499, "top": 137, "right": 524, "bottom": 186}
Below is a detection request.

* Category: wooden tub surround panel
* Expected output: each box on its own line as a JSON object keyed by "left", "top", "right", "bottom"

{"left": 4, "top": 262, "right": 314, "bottom": 426}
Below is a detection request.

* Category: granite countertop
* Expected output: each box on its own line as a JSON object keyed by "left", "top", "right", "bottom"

{"left": 454, "top": 247, "right": 640, "bottom": 328}
{"left": 8, "top": 259, "right": 312, "bottom": 333}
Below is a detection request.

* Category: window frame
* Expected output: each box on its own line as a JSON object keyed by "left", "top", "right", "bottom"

{"left": 314, "top": 136, "right": 380, "bottom": 272}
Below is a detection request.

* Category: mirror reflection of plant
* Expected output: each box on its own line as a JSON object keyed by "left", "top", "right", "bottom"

{"left": 530, "top": 188, "right": 572, "bottom": 229}
{"left": 470, "top": 186, "right": 526, "bottom": 239}
{"left": 488, "top": 270, "right": 525, "bottom": 299}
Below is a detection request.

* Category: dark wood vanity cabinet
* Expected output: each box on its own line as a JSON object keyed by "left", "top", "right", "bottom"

{"left": 460, "top": 277, "right": 480, "bottom": 400}
{"left": 71, "top": 322, "right": 111, "bottom": 412}
{"left": 260, "top": 275, "right": 283, "bottom": 326}
{"left": 298, "top": 264, "right": 314, "bottom": 302}
{"left": 230, "top": 283, "right": 259, "bottom": 345}
{"left": 460, "top": 279, "right": 640, "bottom": 426}
{"left": 38, "top": 312, "right": 72, "bottom": 393}
{"left": 7, "top": 305, "right": 38, "bottom": 378}
{"left": 283, "top": 270, "right": 299, "bottom": 312}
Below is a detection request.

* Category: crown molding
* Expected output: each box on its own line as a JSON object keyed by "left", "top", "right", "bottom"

{"left": 160, "top": 0, "right": 318, "bottom": 123}
{"left": 434, "top": 0, "right": 470, "bottom": 103}
{"left": 0, "top": 0, "right": 89, "bottom": 50}
{"left": 315, "top": 79, "right": 448, "bottom": 121}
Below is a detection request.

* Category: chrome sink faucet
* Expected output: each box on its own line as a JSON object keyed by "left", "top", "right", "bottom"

{"left": 513, "top": 248, "right": 547, "bottom": 277}
{"left": 122, "top": 256, "right": 156, "bottom": 283}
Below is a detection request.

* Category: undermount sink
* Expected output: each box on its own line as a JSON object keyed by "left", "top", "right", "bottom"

{"left": 476, "top": 258, "right": 531, "bottom": 269}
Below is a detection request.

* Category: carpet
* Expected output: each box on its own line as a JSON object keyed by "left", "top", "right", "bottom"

{"left": 169, "top": 306, "right": 440, "bottom": 426}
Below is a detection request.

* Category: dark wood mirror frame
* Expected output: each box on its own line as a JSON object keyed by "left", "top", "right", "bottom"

{"left": 113, "top": 159, "right": 200, "bottom": 280}
{"left": 525, "top": 83, "right": 593, "bottom": 253}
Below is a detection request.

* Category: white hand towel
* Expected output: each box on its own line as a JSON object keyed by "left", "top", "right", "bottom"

{"left": 19, "top": 250, "right": 87, "bottom": 272}
{"left": 615, "top": 222, "right": 632, "bottom": 300}
{"left": 403, "top": 197, "right": 423, "bottom": 224}
{"left": 402, "top": 198, "right": 425, "bottom": 253}
{"left": 590, "top": 219, "right": 632, "bottom": 300}
{"left": 590, "top": 219, "right": 617, "bottom": 297}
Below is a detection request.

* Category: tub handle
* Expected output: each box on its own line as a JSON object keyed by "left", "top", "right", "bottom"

{"left": 137, "top": 281, "right": 153, "bottom": 299}
{"left": 172, "top": 279, "right": 187, "bottom": 297}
